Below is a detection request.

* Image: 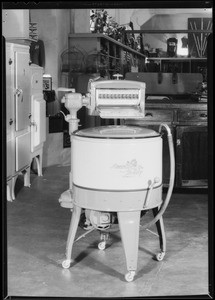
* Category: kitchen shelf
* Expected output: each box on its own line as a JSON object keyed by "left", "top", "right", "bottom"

{"left": 69, "top": 33, "right": 146, "bottom": 58}
{"left": 126, "top": 23, "right": 211, "bottom": 72}
{"left": 125, "top": 29, "right": 212, "bottom": 34}
{"left": 147, "top": 57, "right": 207, "bottom": 60}
{"left": 68, "top": 33, "right": 146, "bottom": 79}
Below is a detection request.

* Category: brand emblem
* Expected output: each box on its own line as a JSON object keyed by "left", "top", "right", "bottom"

{"left": 112, "top": 159, "right": 143, "bottom": 177}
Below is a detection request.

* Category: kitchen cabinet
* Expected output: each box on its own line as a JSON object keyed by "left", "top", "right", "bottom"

{"left": 146, "top": 57, "right": 207, "bottom": 76}
{"left": 176, "top": 126, "right": 207, "bottom": 187}
{"left": 67, "top": 33, "right": 146, "bottom": 82}
{"left": 6, "top": 42, "right": 46, "bottom": 201}
{"left": 6, "top": 42, "right": 31, "bottom": 201}
{"left": 125, "top": 102, "right": 208, "bottom": 188}
{"left": 125, "top": 109, "right": 175, "bottom": 187}
{"left": 175, "top": 108, "right": 208, "bottom": 188}
{"left": 6, "top": 43, "right": 15, "bottom": 180}
{"left": 142, "top": 109, "right": 174, "bottom": 124}
{"left": 125, "top": 71, "right": 204, "bottom": 97}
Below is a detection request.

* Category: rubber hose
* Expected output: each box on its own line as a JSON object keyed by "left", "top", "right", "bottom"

{"left": 141, "top": 124, "right": 175, "bottom": 229}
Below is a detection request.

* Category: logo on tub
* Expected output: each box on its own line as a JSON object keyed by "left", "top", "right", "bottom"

{"left": 112, "top": 159, "right": 143, "bottom": 177}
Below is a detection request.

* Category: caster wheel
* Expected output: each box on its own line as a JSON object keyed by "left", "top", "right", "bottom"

{"left": 62, "top": 259, "right": 71, "bottom": 269}
{"left": 156, "top": 251, "right": 165, "bottom": 261}
{"left": 98, "top": 241, "right": 106, "bottom": 250}
{"left": 125, "top": 271, "right": 135, "bottom": 282}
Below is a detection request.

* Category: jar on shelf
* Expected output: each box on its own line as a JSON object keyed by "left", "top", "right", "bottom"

{"left": 167, "top": 38, "right": 178, "bottom": 57}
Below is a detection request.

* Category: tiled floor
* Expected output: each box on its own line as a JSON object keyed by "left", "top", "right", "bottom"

{"left": 6, "top": 165, "right": 209, "bottom": 297}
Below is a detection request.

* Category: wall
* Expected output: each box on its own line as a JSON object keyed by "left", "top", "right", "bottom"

{"left": 30, "top": 9, "right": 71, "bottom": 168}
{"left": 130, "top": 8, "right": 212, "bottom": 29}
{"left": 30, "top": 9, "right": 70, "bottom": 89}
{"left": 70, "top": 8, "right": 121, "bottom": 33}
{"left": 72, "top": 9, "right": 91, "bottom": 33}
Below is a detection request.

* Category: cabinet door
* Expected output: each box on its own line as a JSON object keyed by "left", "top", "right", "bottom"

{"left": 15, "top": 131, "right": 31, "bottom": 171}
{"left": 7, "top": 139, "right": 13, "bottom": 178}
{"left": 15, "top": 50, "right": 30, "bottom": 131}
{"left": 176, "top": 126, "right": 208, "bottom": 187}
{"left": 6, "top": 44, "right": 15, "bottom": 178}
{"left": 31, "top": 94, "right": 46, "bottom": 152}
{"left": 6, "top": 43, "right": 14, "bottom": 137}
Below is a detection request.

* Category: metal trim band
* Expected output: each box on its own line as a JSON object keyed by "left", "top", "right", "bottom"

{"left": 73, "top": 184, "right": 163, "bottom": 211}
{"left": 72, "top": 134, "right": 160, "bottom": 140}
{"left": 73, "top": 183, "right": 163, "bottom": 193}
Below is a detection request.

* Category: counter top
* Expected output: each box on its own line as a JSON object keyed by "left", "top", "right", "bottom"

{"left": 145, "top": 99, "right": 207, "bottom": 110}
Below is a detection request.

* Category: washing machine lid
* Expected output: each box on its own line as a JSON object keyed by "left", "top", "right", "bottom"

{"left": 73, "top": 125, "right": 160, "bottom": 139}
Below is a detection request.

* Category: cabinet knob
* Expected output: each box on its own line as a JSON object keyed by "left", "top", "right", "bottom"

{"left": 8, "top": 58, "right": 12, "bottom": 65}
{"left": 9, "top": 118, "right": 13, "bottom": 125}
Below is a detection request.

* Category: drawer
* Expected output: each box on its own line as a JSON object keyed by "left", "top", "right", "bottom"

{"left": 178, "top": 110, "right": 207, "bottom": 122}
{"left": 125, "top": 109, "right": 173, "bottom": 126}
{"left": 144, "top": 109, "right": 174, "bottom": 122}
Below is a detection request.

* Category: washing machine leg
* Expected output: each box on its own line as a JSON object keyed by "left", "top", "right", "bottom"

{"left": 117, "top": 210, "right": 140, "bottom": 282}
{"left": 62, "top": 204, "right": 82, "bottom": 269}
{"left": 152, "top": 207, "right": 166, "bottom": 261}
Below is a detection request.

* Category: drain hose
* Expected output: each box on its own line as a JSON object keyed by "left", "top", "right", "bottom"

{"left": 142, "top": 123, "right": 175, "bottom": 229}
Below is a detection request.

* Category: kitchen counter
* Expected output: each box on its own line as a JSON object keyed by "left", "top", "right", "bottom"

{"left": 125, "top": 97, "right": 208, "bottom": 188}
{"left": 145, "top": 99, "right": 207, "bottom": 110}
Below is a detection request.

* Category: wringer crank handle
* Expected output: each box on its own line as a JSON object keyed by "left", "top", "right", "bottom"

{"left": 58, "top": 89, "right": 90, "bottom": 209}
{"left": 60, "top": 90, "right": 90, "bottom": 134}
{"left": 60, "top": 74, "right": 100, "bottom": 130}
{"left": 60, "top": 91, "right": 90, "bottom": 189}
